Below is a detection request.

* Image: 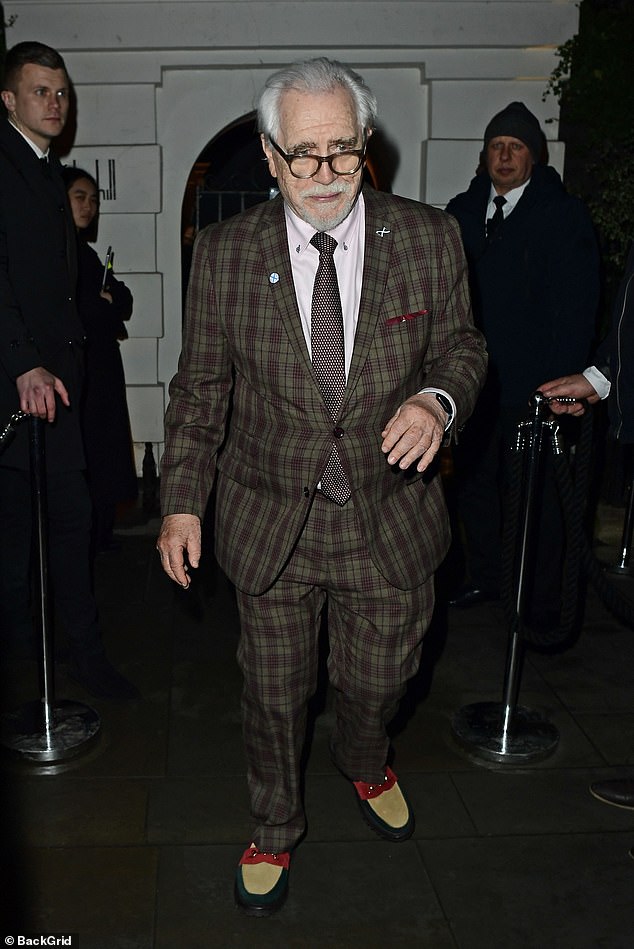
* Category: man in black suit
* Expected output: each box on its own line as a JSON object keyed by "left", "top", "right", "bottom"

{"left": 0, "top": 41, "right": 138, "bottom": 700}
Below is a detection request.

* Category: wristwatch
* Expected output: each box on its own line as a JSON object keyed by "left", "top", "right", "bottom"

{"left": 434, "top": 392, "right": 454, "bottom": 429}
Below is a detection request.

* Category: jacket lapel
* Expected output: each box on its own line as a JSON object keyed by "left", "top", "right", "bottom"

{"left": 0, "top": 123, "right": 67, "bottom": 225}
{"left": 0, "top": 124, "right": 78, "bottom": 292}
{"left": 345, "top": 188, "right": 392, "bottom": 396}
{"left": 257, "top": 190, "right": 394, "bottom": 412}
{"left": 258, "top": 199, "right": 317, "bottom": 380}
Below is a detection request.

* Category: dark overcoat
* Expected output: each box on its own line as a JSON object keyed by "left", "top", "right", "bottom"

{"left": 76, "top": 238, "right": 137, "bottom": 504}
{"left": 600, "top": 242, "right": 634, "bottom": 443}
{"left": 446, "top": 163, "right": 599, "bottom": 411}
{"left": 0, "top": 120, "right": 85, "bottom": 471}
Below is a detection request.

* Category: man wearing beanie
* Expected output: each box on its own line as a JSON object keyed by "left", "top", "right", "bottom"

{"left": 445, "top": 101, "right": 599, "bottom": 633}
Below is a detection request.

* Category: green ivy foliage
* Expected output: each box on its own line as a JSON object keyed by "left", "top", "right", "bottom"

{"left": 544, "top": 0, "right": 634, "bottom": 308}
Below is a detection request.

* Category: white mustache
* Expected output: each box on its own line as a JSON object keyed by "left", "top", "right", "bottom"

{"left": 302, "top": 182, "right": 352, "bottom": 197}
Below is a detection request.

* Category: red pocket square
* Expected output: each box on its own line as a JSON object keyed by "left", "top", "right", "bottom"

{"left": 386, "top": 309, "right": 428, "bottom": 325}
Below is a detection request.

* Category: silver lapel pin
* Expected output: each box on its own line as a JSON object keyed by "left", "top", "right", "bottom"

{"left": 376, "top": 227, "right": 390, "bottom": 238}
{"left": 269, "top": 272, "right": 280, "bottom": 284}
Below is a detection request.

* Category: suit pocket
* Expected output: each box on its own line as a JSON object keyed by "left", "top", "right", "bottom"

{"left": 386, "top": 309, "right": 429, "bottom": 325}
{"left": 217, "top": 453, "right": 261, "bottom": 489}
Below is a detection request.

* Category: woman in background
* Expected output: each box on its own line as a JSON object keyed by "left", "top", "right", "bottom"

{"left": 63, "top": 166, "right": 138, "bottom": 553}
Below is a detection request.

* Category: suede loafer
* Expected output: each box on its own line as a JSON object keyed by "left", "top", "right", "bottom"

{"left": 353, "top": 766, "right": 415, "bottom": 842}
{"left": 234, "top": 844, "right": 290, "bottom": 917}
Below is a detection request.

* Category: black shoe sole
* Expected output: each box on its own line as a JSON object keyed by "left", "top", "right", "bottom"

{"left": 356, "top": 795, "right": 415, "bottom": 842}
{"left": 589, "top": 786, "right": 634, "bottom": 811}
{"left": 234, "top": 874, "right": 288, "bottom": 917}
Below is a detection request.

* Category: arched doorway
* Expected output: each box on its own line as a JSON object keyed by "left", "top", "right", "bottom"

{"left": 180, "top": 112, "right": 276, "bottom": 295}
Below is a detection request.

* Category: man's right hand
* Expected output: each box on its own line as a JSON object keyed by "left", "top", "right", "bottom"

{"left": 16, "top": 367, "right": 70, "bottom": 422}
{"left": 156, "top": 513, "right": 201, "bottom": 588}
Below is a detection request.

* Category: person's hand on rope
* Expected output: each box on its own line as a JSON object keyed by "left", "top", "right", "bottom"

{"left": 537, "top": 374, "right": 600, "bottom": 416}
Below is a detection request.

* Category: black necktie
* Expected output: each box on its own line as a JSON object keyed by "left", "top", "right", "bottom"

{"left": 309, "top": 231, "right": 351, "bottom": 505}
{"left": 40, "top": 156, "right": 51, "bottom": 179}
{"left": 486, "top": 195, "right": 506, "bottom": 239}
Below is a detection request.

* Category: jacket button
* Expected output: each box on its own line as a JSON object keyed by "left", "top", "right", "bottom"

{"left": 333, "top": 427, "right": 344, "bottom": 438}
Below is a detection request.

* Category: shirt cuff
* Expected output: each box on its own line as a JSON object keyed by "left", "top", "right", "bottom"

{"left": 582, "top": 366, "right": 611, "bottom": 400}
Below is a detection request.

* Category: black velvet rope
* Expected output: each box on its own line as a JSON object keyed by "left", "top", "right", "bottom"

{"left": 501, "top": 404, "right": 634, "bottom": 648}
{"left": 554, "top": 427, "right": 634, "bottom": 630}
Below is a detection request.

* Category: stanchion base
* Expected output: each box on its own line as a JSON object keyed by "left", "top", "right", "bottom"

{"left": 451, "top": 701, "right": 559, "bottom": 765}
{"left": 604, "top": 563, "right": 634, "bottom": 577}
{"left": 0, "top": 699, "right": 101, "bottom": 763}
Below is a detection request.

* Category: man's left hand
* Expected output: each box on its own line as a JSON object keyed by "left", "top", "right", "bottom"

{"left": 381, "top": 393, "right": 447, "bottom": 473}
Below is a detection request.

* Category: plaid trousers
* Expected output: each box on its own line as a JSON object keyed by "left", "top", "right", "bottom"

{"left": 235, "top": 490, "right": 434, "bottom": 852}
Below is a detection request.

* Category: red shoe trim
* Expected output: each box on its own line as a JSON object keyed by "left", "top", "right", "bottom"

{"left": 353, "top": 765, "right": 398, "bottom": 800}
{"left": 239, "top": 846, "right": 291, "bottom": 871}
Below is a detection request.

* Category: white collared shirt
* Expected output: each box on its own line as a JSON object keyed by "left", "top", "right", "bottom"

{"left": 7, "top": 117, "right": 48, "bottom": 159}
{"left": 486, "top": 178, "right": 531, "bottom": 224}
{"left": 285, "top": 193, "right": 365, "bottom": 378}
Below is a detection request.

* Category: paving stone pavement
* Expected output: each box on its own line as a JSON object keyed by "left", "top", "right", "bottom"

{"left": 1, "top": 501, "right": 633, "bottom": 948}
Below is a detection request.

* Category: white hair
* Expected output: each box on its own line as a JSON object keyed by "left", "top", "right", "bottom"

{"left": 257, "top": 57, "right": 378, "bottom": 142}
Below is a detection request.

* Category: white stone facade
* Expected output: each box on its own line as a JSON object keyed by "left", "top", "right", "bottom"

{"left": 4, "top": 1, "right": 580, "bottom": 469}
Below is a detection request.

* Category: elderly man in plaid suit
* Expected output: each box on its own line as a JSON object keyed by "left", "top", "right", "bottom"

{"left": 157, "top": 57, "right": 487, "bottom": 916}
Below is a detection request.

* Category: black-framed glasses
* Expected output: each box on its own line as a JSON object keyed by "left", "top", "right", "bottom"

{"left": 269, "top": 137, "right": 367, "bottom": 179}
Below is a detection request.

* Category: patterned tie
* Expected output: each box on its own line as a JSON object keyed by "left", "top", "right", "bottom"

{"left": 486, "top": 194, "right": 506, "bottom": 239}
{"left": 309, "top": 231, "right": 351, "bottom": 505}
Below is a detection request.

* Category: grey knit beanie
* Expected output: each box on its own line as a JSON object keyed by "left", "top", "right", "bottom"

{"left": 483, "top": 102, "right": 543, "bottom": 162}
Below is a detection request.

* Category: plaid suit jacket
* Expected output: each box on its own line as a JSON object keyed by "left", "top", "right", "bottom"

{"left": 161, "top": 186, "right": 487, "bottom": 593}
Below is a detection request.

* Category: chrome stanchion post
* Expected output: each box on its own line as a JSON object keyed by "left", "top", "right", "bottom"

{"left": 451, "top": 392, "right": 559, "bottom": 764}
{"left": 499, "top": 391, "right": 544, "bottom": 741}
{"left": 30, "top": 415, "right": 55, "bottom": 743}
{"left": 0, "top": 415, "right": 101, "bottom": 764}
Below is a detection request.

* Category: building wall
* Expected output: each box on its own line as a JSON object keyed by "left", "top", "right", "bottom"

{"left": 4, "top": 0, "right": 580, "bottom": 469}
